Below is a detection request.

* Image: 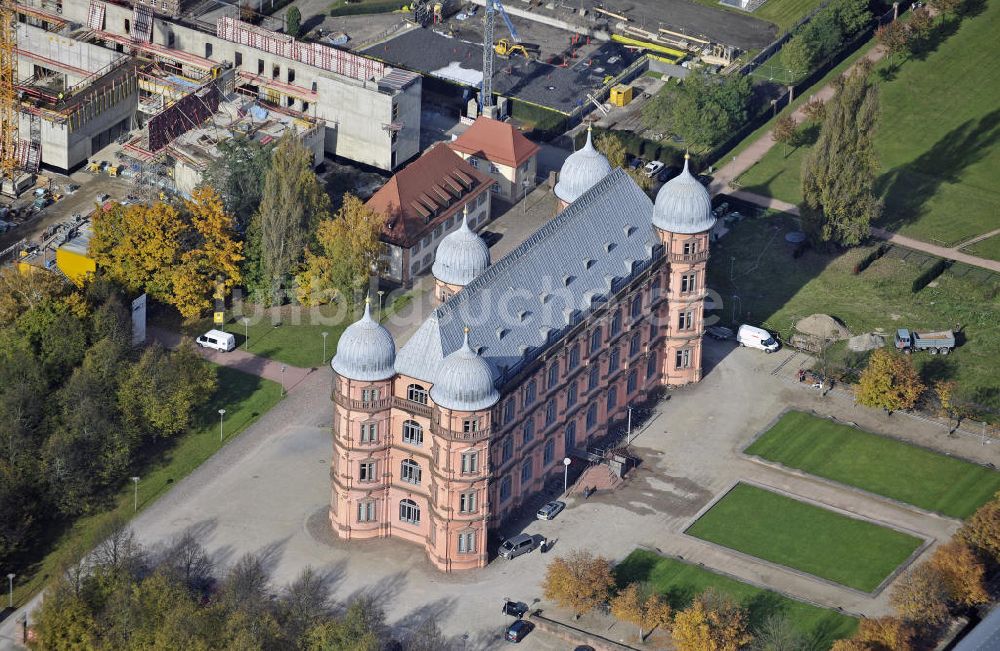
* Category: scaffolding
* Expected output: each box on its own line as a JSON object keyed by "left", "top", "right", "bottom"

{"left": 1, "top": 0, "right": 18, "bottom": 180}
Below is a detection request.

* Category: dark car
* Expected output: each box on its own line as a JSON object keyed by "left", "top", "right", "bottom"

{"left": 502, "top": 600, "right": 529, "bottom": 618}
{"left": 505, "top": 619, "right": 532, "bottom": 643}
{"left": 657, "top": 166, "right": 680, "bottom": 183}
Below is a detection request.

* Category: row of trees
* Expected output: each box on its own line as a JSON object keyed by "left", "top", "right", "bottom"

{"left": 781, "top": 0, "right": 872, "bottom": 80}
{"left": 833, "top": 490, "right": 1000, "bottom": 650}
{"left": 32, "top": 523, "right": 447, "bottom": 650}
{"left": 541, "top": 550, "right": 766, "bottom": 649}
{"left": 0, "top": 271, "right": 217, "bottom": 569}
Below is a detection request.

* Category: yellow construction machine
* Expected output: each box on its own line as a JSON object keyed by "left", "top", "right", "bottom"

{"left": 495, "top": 38, "right": 535, "bottom": 60}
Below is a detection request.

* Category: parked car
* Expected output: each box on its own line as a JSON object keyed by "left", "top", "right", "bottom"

{"left": 505, "top": 620, "right": 532, "bottom": 643}
{"left": 628, "top": 157, "right": 643, "bottom": 170}
{"left": 642, "top": 160, "right": 664, "bottom": 178}
{"left": 894, "top": 328, "right": 955, "bottom": 355}
{"left": 657, "top": 166, "right": 680, "bottom": 183}
{"left": 536, "top": 501, "right": 565, "bottom": 521}
{"left": 502, "top": 600, "right": 529, "bottom": 618}
{"left": 499, "top": 533, "right": 536, "bottom": 559}
{"left": 95, "top": 193, "right": 111, "bottom": 204}
{"left": 737, "top": 324, "right": 780, "bottom": 353}
{"left": 196, "top": 329, "right": 236, "bottom": 352}
{"left": 706, "top": 325, "right": 734, "bottom": 341}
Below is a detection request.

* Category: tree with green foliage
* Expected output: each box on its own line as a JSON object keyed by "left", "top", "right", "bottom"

{"left": 659, "top": 71, "right": 753, "bottom": 152}
{"left": 876, "top": 20, "right": 911, "bottom": 68}
{"left": 772, "top": 113, "right": 798, "bottom": 157}
{"left": 594, "top": 131, "right": 653, "bottom": 191}
{"left": 286, "top": 6, "right": 302, "bottom": 38}
{"left": 780, "top": 0, "right": 872, "bottom": 79}
{"left": 800, "top": 59, "right": 882, "bottom": 246}
{"left": 247, "top": 133, "right": 331, "bottom": 305}
{"left": 201, "top": 135, "right": 274, "bottom": 233}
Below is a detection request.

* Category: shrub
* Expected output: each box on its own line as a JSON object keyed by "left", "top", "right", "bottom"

{"left": 853, "top": 244, "right": 889, "bottom": 274}
{"left": 911, "top": 259, "right": 951, "bottom": 293}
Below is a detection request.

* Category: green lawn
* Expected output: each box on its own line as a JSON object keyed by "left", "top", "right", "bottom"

{"left": 11, "top": 366, "right": 281, "bottom": 607}
{"left": 616, "top": 549, "right": 857, "bottom": 646}
{"left": 707, "top": 213, "right": 1000, "bottom": 414}
{"left": 747, "top": 411, "right": 1000, "bottom": 518}
{"left": 686, "top": 483, "right": 923, "bottom": 592}
{"left": 963, "top": 234, "right": 1000, "bottom": 262}
{"left": 689, "top": 0, "right": 823, "bottom": 33}
{"left": 158, "top": 291, "right": 416, "bottom": 369}
{"left": 738, "top": 5, "right": 1000, "bottom": 246}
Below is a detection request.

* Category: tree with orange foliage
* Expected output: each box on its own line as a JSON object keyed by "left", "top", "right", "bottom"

{"left": 929, "top": 541, "right": 989, "bottom": 607}
{"left": 959, "top": 491, "right": 1000, "bottom": 564}
{"left": 856, "top": 348, "right": 925, "bottom": 414}
{"left": 610, "top": 582, "right": 673, "bottom": 641}
{"left": 542, "top": 550, "right": 614, "bottom": 619}
{"left": 889, "top": 563, "right": 950, "bottom": 625}
{"left": 831, "top": 616, "right": 915, "bottom": 651}
{"left": 672, "top": 589, "right": 752, "bottom": 651}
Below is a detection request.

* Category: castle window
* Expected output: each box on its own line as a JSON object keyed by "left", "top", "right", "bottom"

{"left": 501, "top": 438, "right": 513, "bottom": 464}
{"left": 461, "top": 451, "right": 479, "bottom": 474}
{"left": 459, "top": 490, "right": 477, "bottom": 513}
{"left": 647, "top": 352, "right": 658, "bottom": 379}
{"left": 568, "top": 344, "right": 580, "bottom": 370}
{"left": 499, "top": 475, "right": 512, "bottom": 502}
{"left": 402, "top": 420, "right": 423, "bottom": 446}
{"left": 630, "top": 294, "right": 643, "bottom": 319}
{"left": 609, "top": 347, "right": 620, "bottom": 373}
{"left": 399, "top": 499, "right": 420, "bottom": 524}
{"left": 565, "top": 421, "right": 577, "bottom": 454}
{"left": 357, "top": 500, "right": 376, "bottom": 522}
{"left": 359, "top": 460, "right": 377, "bottom": 482}
{"left": 545, "top": 399, "right": 556, "bottom": 426}
{"left": 458, "top": 531, "right": 476, "bottom": 553}
{"left": 683, "top": 240, "right": 699, "bottom": 255}
{"left": 361, "top": 387, "right": 380, "bottom": 402}
{"left": 630, "top": 333, "right": 641, "bottom": 357}
{"left": 676, "top": 349, "right": 692, "bottom": 369}
{"left": 520, "top": 458, "right": 533, "bottom": 483}
{"left": 547, "top": 363, "right": 559, "bottom": 389}
{"left": 503, "top": 399, "right": 515, "bottom": 424}
{"left": 588, "top": 364, "right": 600, "bottom": 391}
{"left": 360, "top": 421, "right": 378, "bottom": 444}
{"left": 627, "top": 370, "right": 638, "bottom": 394}
{"left": 590, "top": 327, "right": 602, "bottom": 353}
{"left": 407, "top": 384, "right": 428, "bottom": 404}
{"left": 611, "top": 310, "right": 622, "bottom": 336}
{"left": 566, "top": 381, "right": 577, "bottom": 408}
{"left": 463, "top": 418, "right": 480, "bottom": 433}
{"left": 400, "top": 459, "right": 422, "bottom": 484}
{"left": 678, "top": 311, "right": 693, "bottom": 331}
{"left": 524, "top": 379, "right": 537, "bottom": 407}
{"left": 681, "top": 272, "right": 697, "bottom": 293}
{"left": 586, "top": 403, "right": 598, "bottom": 430}
{"left": 607, "top": 386, "right": 618, "bottom": 412}
{"left": 543, "top": 439, "right": 554, "bottom": 465}
{"left": 522, "top": 419, "right": 534, "bottom": 444}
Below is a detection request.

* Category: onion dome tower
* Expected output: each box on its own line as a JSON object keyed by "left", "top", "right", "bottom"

{"left": 330, "top": 298, "right": 396, "bottom": 381}
{"left": 651, "top": 153, "right": 716, "bottom": 386}
{"left": 432, "top": 206, "right": 491, "bottom": 302}
{"left": 430, "top": 328, "right": 500, "bottom": 412}
{"left": 554, "top": 125, "right": 612, "bottom": 210}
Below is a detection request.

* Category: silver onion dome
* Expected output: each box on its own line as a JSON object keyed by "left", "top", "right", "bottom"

{"left": 432, "top": 207, "right": 491, "bottom": 287}
{"left": 430, "top": 329, "right": 499, "bottom": 412}
{"left": 331, "top": 299, "right": 396, "bottom": 381}
{"left": 554, "top": 126, "right": 613, "bottom": 205}
{"left": 652, "top": 154, "right": 717, "bottom": 234}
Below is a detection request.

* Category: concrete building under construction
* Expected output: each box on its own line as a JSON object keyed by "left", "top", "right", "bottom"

{"left": 7, "top": 0, "right": 422, "bottom": 178}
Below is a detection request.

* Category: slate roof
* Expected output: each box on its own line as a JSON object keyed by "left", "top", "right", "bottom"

{"left": 368, "top": 143, "right": 495, "bottom": 248}
{"left": 449, "top": 117, "right": 540, "bottom": 169}
{"left": 395, "top": 168, "right": 661, "bottom": 385}
{"left": 954, "top": 604, "right": 1000, "bottom": 650}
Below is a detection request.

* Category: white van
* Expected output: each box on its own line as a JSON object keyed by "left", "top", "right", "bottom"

{"left": 737, "top": 324, "right": 780, "bottom": 353}
{"left": 196, "top": 329, "right": 236, "bottom": 352}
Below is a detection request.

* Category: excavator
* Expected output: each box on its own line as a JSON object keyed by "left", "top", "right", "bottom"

{"left": 494, "top": 37, "right": 537, "bottom": 60}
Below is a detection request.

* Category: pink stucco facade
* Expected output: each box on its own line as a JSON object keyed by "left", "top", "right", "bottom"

{"left": 330, "top": 218, "right": 711, "bottom": 572}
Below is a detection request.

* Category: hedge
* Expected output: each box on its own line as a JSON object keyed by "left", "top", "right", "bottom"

{"left": 329, "top": 1, "right": 404, "bottom": 17}
{"left": 912, "top": 259, "right": 952, "bottom": 293}
{"left": 853, "top": 243, "right": 889, "bottom": 274}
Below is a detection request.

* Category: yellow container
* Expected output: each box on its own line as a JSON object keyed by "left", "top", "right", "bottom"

{"left": 610, "top": 84, "right": 633, "bottom": 107}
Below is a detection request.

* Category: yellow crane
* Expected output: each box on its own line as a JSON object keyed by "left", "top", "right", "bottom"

{"left": 0, "top": 0, "right": 18, "bottom": 182}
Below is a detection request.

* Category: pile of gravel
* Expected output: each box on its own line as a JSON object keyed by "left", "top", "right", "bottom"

{"left": 795, "top": 314, "right": 851, "bottom": 341}
{"left": 848, "top": 333, "right": 886, "bottom": 352}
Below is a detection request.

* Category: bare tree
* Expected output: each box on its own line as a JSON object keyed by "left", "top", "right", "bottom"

{"left": 161, "top": 530, "right": 214, "bottom": 591}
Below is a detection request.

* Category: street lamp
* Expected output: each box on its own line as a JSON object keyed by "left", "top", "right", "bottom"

{"left": 281, "top": 365, "right": 287, "bottom": 396}
{"left": 242, "top": 317, "right": 250, "bottom": 350}
{"left": 521, "top": 178, "right": 531, "bottom": 214}
{"left": 626, "top": 406, "right": 634, "bottom": 445}
{"left": 6, "top": 573, "right": 13, "bottom": 608}
{"left": 377, "top": 290, "right": 385, "bottom": 316}
{"left": 218, "top": 408, "right": 226, "bottom": 442}
{"left": 131, "top": 476, "right": 140, "bottom": 512}
{"left": 322, "top": 331, "right": 329, "bottom": 363}
{"left": 562, "top": 457, "right": 571, "bottom": 493}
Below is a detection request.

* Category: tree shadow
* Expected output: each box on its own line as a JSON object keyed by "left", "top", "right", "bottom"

{"left": 876, "top": 110, "right": 1000, "bottom": 232}
{"left": 344, "top": 570, "right": 409, "bottom": 607}
{"left": 907, "top": 16, "right": 963, "bottom": 61}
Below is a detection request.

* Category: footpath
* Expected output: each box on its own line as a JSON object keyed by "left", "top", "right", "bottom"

{"left": 707, "top": 43, "right": 1000, "bottom": 274}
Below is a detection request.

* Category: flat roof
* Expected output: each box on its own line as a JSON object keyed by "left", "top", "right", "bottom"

{"left": 363, "top": 29, "right": 640, "bottom": 114}
{"left": 57, "top": 223, "right": 93, "bottom": 257}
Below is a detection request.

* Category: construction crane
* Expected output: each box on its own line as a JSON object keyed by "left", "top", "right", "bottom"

{"left": 0, "top": 0, "right": 19, "bottom": 183}
{"left": 481, "top": 0, "right": 519, "bottom": 116}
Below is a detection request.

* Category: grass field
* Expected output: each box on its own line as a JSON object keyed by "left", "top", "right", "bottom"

{"left": 616, "top": 549, "right": 858, "bottom": 646}
{"left": 690, "top": 0, "right": 824, "bottom": 33}
{"left": 687, "top": 483, "right": 923, "bottom": 592}
{"left": 964, "top": 234, "right": 1000, "bottom": 263}
{"left": 11, "top": 366, "right": 281, "bottom": 607}
{"left": 706, "top": 213, "right": 1000, "bottom": 414}
{"left": 157, "top": 291, "right": 415, "bottom": 369}
{"left": 746, "top": 411, "right": 1000, "bottom": 518}
{"left": 737, "top": 6, "right": 1000, "bottom": 246}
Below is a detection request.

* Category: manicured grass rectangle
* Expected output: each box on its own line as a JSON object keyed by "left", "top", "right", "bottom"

{"left": 746, "top": 411, "right": 1000, "bottom": 518}
{"left": 686, "top": 483, "right": 922, "bottom": 592}
{"left": 616, "top": 549, "right": 857, "bottom": 646}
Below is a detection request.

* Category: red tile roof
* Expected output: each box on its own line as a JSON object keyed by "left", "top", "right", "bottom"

{"left": 448, "top": 117, "right": 541, "bottom": 169}
{"left": 368, "top": 143, "right": 495, "bottom": 248}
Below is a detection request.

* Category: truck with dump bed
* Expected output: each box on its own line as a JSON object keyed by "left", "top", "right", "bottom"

{"left": 894, "top": 328, "right": 955, "bottom": 355}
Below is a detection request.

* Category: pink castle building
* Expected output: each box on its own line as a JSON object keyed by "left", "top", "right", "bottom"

{"left": 329, "top": 149, "right": 715, "bottom": 571}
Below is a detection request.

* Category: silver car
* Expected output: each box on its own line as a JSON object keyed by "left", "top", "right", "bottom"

{"left": 536, "top": 501, "right": 565, "bottom": 521}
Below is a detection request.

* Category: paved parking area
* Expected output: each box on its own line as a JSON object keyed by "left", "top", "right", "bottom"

{"left": 6, "top": 338, "right": 997, "bottom": 650}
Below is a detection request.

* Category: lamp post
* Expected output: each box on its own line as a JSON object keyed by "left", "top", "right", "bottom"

{"left": 562, "top": 457, "right": 571, "bottom": 493}
{"left": 521, "top": 178, "right": 531, "bottom": 214}
{"left": 281, "top": 365, "right": 287, "bottom": 396}
{"left": 6, "top": 573, "right": 13, "bottom": 608}
{"left": 626, "top": 406, "right": 634, "bottom": 445}
{"left": 242, "top": 317, "right": 249, "bottom": 350}
{"left": 131, "top": 476, "right": 140, "bottom": 512}
{"left": 218, "top": 408, "right": 226, "bottom": 442}
{"left": 377, "top": 290, "right": 385, "bottom": 317}
{"left": 322, "top": 331, "right": 329, "bottom": 363}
